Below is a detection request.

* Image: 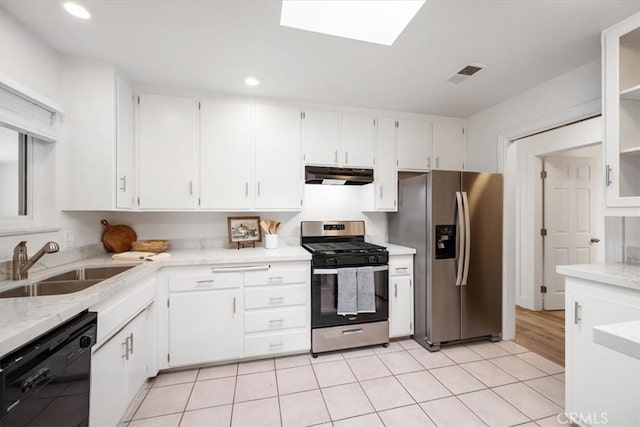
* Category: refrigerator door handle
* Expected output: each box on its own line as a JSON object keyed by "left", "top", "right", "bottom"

{"left": 461, "top": 191, "right": 471, "bottom": 285}
{"left": 455, "top": 191, "right": 465, "bottom": 286}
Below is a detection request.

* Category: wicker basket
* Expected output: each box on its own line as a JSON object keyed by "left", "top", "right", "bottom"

{"left": 131, "top": 240, "right": 169, "bottom": 253}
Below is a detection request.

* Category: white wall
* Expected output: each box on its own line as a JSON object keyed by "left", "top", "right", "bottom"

{"left": 0, "top": 9, "right": 108, "bottom": 261}
{"left": 0, "top": 10, "right": 62, "bottom": 102}
{"left": 466, "top": 60, "right": 602, "bottom": 173}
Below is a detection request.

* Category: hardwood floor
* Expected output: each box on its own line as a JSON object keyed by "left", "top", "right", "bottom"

{"left": 515, "top": 305, "right": 565, "bottom": 366}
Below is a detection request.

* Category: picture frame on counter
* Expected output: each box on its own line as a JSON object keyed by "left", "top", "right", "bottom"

{"left": 227, "top": 216, "right": 262, "bottom": 248}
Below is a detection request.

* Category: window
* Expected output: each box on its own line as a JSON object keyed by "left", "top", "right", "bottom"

{"left": 0, "top": 125, "right": 29, "bottom": 218}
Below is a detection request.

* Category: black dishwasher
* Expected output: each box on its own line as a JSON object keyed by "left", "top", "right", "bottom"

{"left": 0, "top": 311, "right": 97, "bottom": 427}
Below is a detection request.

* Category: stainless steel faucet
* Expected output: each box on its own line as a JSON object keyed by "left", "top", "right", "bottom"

{"left": 12, "top": 241, "right": 60, "bottom": 280}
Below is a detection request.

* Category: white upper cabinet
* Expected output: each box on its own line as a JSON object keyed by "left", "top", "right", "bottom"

{"left": 342, "top": 112, "right": 376, "bottom": 168}
{"left": 116, "top": 76, "right": 136, "bottom": 209}
{"left": 302, "top": 110, "right": 375, "bottom": 168}
{"left": 432, "top": 122, "right": 466, "bottom": 171}
{"left": 397, "top": 119, "right": 431, "bottom": 171}
{"left": 65, "top": 59, "right": 135, "bottom": 210}
{"left": 303, "top": 109, "right": 341, "bottom": 166}
{"left": 363, "top": 117, "right": 397, "bottom": 211}
{"left": 255, "top": 104, "right": 303, "bottom": 210}
{"left": 200, "top": 100, "right": 254, "bottom": 210}
{"left": 138, "top": 94, "right": 199, "bottom": 209}
{"left": 602, "top": 12, "right": 640, "bottom": 214}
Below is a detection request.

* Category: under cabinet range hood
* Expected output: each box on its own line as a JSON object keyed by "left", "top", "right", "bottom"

{"left": 305, "top": 166, "right": 374, "bottom": 185}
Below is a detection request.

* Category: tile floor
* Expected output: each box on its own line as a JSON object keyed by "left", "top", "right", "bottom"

{"left": 124, "top": 340, "right": 566, "bottom": 427}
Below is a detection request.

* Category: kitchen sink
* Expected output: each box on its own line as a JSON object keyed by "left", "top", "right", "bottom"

{"left": 0, "top": 265, "right": 135, "bottom": 298}
{"left": 40, "top": 266, "right": 135, "bottom": 282}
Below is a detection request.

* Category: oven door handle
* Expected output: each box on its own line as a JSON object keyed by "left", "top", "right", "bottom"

{"left": 313, "top": 265, "right": 389, "bottom": 275}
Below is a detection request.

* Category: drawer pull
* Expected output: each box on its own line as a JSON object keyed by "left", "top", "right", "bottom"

{"left": 269, "top": 296, "right": 285, "bottom": 304}
{"left": 268, "top": 276, "right": 284, "bottom": 282}
{"left": 342, "top": 328, "right": 364, "bottom": 335}
{"left": 196, "top": 280, "right": 215, "bottom": 287}
{"left": 269, "top": 342, "right": 284, "bottom": 348}
{"left": 269, "top": 318, "right": 285, "bottom": 324}
{"left": 395, "top": 267, "right": 409, "bottom": 272}
{"left": 211, "top": 265, "right": 270, "bottom": 273}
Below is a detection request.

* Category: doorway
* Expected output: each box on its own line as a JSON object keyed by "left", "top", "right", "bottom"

{"left": 510, "top": 117, "right": 604, "bottom": 366}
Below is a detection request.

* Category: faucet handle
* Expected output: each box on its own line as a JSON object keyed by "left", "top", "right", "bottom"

{"left": 14, "top": 241, "right": 28, "bottom": 257}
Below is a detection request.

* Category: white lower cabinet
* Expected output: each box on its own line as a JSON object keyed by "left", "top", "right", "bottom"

{"left": 168, "top": 289, "right": 243, "bottom": 366}
{"left": 389, "top": 255, "right": 414, "bottom": 338}
{"left": 565, "top": 277, "right": 640, "bottom": 427}
{"left": 164, "top": 262, "right": 310, "bottom": 368}
{"left": 90, "top": 303, "right": 155, "bottom": 427}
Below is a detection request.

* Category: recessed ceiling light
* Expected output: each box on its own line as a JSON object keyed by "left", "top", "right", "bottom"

{"left": 244, "top": 76, "right": 261, "bottom": 87}
{"left": 63, "top": 2, "right": 91, "bottom": 20}
{"left": 280, "top": 0, "right": 425, "bottom": 46}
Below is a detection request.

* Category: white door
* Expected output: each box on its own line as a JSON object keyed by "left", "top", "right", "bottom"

{"left": 376, "top": 118, "right": 398, "bottom": 210}
{"left": 169, "top": 289, "right": 243, "bottom": 366}
{"left": 255, "top": 104, "right": 302, "bottom": 210}
{"left": 116, "top": 76, "right": 135, "bottom": 209}
{"left": 127, "top": 305, "right": 152, "bottom": 402}
{"left": 432, "top": 122, "right": 465, "bottom": 170}
{"left": 543, "top": 156, "right": 599, "bottom": 309}
{"left": 397, "top": 119, "right": 431, "bottom": 171}
{"left": 138, "top": 93, "right": 198, "bottom": 209}
{"left": 390, "top": 276, "right": 413, "bottom": 337}
{"left": 200, "top": 100, "right": 253, "bottom": 209}
{"left": 342, "top": 113, "right": 375, "bottom": 168}
{"left": 302, "top": 109, "right": 340, "bottom": 166}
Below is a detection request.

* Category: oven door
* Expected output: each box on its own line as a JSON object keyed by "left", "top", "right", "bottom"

{"left": 311, "top": 265, "right": 389, "bottom": 328}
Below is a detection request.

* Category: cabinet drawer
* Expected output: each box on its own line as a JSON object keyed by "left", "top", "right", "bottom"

{"left": 245, "top": 265, "right": 307, "bottom": 286}
{"left": 245, "top": 307, "right": 307, "bottom": 333}
{"left": 169, "top": 272, "right": 242, "bottom": 292}
{"left": 244, "top": 284, "right": 306, "bottom": 309}
{"left": 389, "top": 262, "right": 411, "bottom": 277}
{"left": 244, "top": 329, "right": 308, "bottom": 357}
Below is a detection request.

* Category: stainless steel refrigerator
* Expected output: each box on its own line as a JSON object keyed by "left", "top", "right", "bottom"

{"left": 388, "top": 171, "right": 503, "bottom": 351}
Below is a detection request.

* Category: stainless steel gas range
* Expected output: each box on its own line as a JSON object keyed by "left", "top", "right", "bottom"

{"left": 301, "top": 221, "right": 389, "bottom": 357}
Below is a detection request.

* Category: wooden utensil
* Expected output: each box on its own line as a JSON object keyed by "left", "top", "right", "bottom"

{"left": 260, "top": 220, "right": 270, "bottom": 235}
{"left": 101, "top": 219, "right": 137, "bottom": 253}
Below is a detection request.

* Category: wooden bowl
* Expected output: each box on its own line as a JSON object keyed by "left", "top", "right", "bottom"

{"left": 131, "top": 240, "right": 169, "bottom": 253}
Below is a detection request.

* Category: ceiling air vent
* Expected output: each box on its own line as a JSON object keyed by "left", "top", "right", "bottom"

{"left": 448, "top": 63, "right": 486, "bottom": 84}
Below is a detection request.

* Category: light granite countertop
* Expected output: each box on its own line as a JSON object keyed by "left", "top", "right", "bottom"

{"left": 0, "top": 242, "right": 415, "bottom": 358}
{"left": 0, "top": 246, "right": 311, "bottom": 358}
{"left": 384, "top": 243, "right": 417, "bottom": 256}
{"left": 556, "top": 263, "right": 640, "bottom": 291}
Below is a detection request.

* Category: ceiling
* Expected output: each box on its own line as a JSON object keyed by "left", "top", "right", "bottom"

{"left": 1, "top": 0, "right": 639, "bottom": 118}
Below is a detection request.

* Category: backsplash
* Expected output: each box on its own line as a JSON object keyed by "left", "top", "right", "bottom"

{"left": 605, "top": 216, "right": 640, "bottom": 264}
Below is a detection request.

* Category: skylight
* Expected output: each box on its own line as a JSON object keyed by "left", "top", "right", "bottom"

{"left": 280, "top": 0, "right": 426, "bottom": 46}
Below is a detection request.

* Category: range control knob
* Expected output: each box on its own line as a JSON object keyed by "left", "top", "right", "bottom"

{"left": 79, "top": 335, "right": 92, "bottom": 349}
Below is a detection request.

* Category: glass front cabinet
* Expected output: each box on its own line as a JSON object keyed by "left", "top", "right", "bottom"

{"left": 602, "top": 12, "right": 640, "bottom": 214}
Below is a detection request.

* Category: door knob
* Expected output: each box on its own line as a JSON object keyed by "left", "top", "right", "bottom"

{"left": 590, "top": 238, "right": 600, "bottom": 243}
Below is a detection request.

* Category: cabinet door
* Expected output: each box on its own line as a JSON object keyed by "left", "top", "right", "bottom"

{"left": 567, "top": 283, "right": 640, "bottom": 426}
{"left": 90, "top": 327, "right": 128, "bottom": 427}
{"left": 303, "top": 109, "right": 341, "bottom": 166}
{"left": 342, "top": 113, "right": 375, "bottom": 168}
{"left": 376, "top": 118, "right": 398, "bottom": 210}
{"left": 432, "top": 122, "right": 465, "bottom": 171}
{"left": 116, "top": 76, "right": 136, "bottom": 209}
{"left": 138, "top": 94, "right": 198, "bottom": 209}
{"left": 390, "top": 276, "right": 413, "bottom": 338}
{"left": 169, "top": 289, "right": 243, "bottom": 366}
{"left": 127, "top": 305, "right": 154, "bottom": 402}
{"left": 255, "top": 104, "right": 303, "bottom": 210}
{"left": 397, "top": 119, "right": 431, "bottom": 171}
{"left": 200, "top": 100, "right": 253, "bottom": 209}
{"left": 603, "top": 19, "right": 640, "bottom": 211}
